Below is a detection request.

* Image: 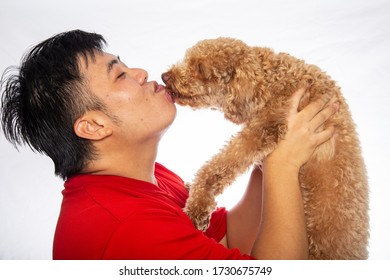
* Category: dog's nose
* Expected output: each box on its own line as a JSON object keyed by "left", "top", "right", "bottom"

{"left": 161, "top": 72, "right": 171, "bottom": 84}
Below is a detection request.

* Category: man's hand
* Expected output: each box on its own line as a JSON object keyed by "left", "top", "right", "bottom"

{"left": 267, "top": 87, "right": 339, "bottom": 172}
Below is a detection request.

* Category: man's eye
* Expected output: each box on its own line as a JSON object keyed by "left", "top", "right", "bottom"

{"left": 117, "top": 72, "right": 126, "bottom": 79}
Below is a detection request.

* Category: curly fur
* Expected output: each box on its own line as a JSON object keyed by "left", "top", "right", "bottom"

{"left": 162, "top": 37, "right": 369, "bottom": 259}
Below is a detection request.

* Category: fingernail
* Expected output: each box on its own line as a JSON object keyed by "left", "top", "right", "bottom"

{"left": 332, "top": 102, "right": 340, "bottom": 112}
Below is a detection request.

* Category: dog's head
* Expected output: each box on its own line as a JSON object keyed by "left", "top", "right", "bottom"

{"left": 162, "top": 38, "right": 259, "bottom": 123}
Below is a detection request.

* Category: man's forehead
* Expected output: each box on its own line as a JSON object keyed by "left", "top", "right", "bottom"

{"left": 79, "top": 51, "right": 116, "bottom": 68}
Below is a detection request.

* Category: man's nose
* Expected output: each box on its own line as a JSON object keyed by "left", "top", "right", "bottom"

{"left": 130, "top": 68, "right": 148, "bottom": 85}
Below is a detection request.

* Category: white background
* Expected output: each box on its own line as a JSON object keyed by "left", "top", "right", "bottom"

{"left": 0, "top": 0, "right": 389, "bottom": 260}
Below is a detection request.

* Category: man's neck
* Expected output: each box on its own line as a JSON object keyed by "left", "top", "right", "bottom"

{"left": 83, "top": 142, "right": 159, "bottom": 185}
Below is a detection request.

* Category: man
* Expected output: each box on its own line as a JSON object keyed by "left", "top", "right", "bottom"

{"left": 0, "top": 30, "right": 337, "bottom": 259}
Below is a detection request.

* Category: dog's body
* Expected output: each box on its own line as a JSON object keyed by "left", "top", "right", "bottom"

{"left": 162, "top": 38, "right": 369, "bottom": 259}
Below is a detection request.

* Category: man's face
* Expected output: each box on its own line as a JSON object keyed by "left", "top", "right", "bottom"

{"left": 80, "top": 51, "right": 177, "bottom": 145}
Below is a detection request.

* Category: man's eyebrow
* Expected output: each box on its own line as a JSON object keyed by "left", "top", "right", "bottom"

{"left": 106, "top": 56, "right": 121, "bottom": 75}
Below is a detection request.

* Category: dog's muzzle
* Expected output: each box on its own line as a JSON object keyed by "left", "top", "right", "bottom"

{"left": 161, "top": 72, "right": 180, "bottom": 100}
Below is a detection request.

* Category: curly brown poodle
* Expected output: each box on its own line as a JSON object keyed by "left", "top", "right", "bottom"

{"left": 162, "top": 37, "right": 369, "bottom": 259}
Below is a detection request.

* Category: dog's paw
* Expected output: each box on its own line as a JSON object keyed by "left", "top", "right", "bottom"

{"left": 184, "top": 182, "right": 192, "bottom": 191}
{"left": 195, "top": 216, "right": 211, "bottom": 232}
{"left": 184, "top": 204, "right": 211, "bottom": 231}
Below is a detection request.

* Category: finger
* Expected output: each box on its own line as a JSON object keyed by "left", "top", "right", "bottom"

{"left": 301, "top": 94, "right": 333, "bottom": 120}
{"left": 310, "top": 102, "right": 339, "bottom": 131}
{"left": 290, "top": 87, "right": 308, "bottom": 113}
{"left": 314, "top": 125, "right": 336, "bottom": 146}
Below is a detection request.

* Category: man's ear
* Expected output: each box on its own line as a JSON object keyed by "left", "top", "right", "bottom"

{"left": 74, "top": 111, "right": 113, "bottom": 140}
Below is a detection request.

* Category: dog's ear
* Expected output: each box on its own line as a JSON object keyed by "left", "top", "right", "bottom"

{"left": 222, "top": 80, "right": 254, "bottom": 124}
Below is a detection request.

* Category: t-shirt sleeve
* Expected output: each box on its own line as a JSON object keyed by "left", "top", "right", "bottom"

{"left": 101, "top": 205, "right": 255, "bottom": 260}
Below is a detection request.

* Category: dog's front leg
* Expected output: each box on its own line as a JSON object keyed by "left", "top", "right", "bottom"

{"left": 184, "top": 118, "right": 286, "bottom": 231}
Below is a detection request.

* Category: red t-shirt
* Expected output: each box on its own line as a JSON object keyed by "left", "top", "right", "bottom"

{"left": 53, "top": 163, "right": 254, "bottom": 259}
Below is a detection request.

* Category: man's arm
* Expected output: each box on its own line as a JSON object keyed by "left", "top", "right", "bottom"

{"left": 225, "top": 166, "right": 263, "bottom": 254}
{"left": 252, "top": 158, "right": 308, "bottom": 259}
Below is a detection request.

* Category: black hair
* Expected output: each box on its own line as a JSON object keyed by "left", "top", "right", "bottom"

{"left": 1, "top": 30, "right": 107, "bottom": 180}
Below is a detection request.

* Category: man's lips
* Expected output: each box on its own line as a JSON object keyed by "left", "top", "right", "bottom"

{"left": 154, "top": 83, "right": 175, "bottom": 103}
{"left": 155, "top": 83, "right": 165, "bottom": 93}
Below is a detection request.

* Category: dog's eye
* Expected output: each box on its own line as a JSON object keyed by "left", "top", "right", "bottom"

{"left": 197, "top": 63, "right": 205, "bottom": 76}
{"left": 197, "top": 63, "right": 211, "bottom": 80}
